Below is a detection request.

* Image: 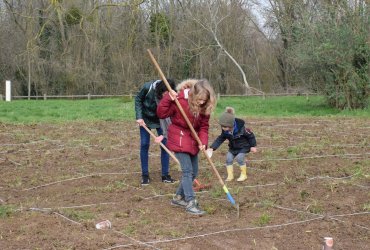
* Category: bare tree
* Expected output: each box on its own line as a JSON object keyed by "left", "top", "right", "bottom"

{"left": 0, "top": 0, "right": 285, "bottom": 96}
{"left": 185, "top": 1, "right": 252, "bottom": 91}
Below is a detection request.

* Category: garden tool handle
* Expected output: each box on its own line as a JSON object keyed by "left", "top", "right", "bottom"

{"left": 147, "top": 49, "right": 235, "bottom": 205}
{"left": 147, "top": 49, "right": 226, "bottom": 187}
{"left": 141, "top": 124, "right": 180, "bottom": 165}
{"left": 147, "top": 50, "right": 201, "bottom": 144}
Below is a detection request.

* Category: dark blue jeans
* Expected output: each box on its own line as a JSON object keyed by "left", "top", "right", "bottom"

{"left": 174, "top": 152, "right": 198, "bottom": 202}
{"left": 139, "top": 126, "right": 169, "bottom": 177}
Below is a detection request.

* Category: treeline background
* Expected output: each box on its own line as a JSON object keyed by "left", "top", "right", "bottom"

{"left": 0, "top": 0, "right": 368, "bottom": 109}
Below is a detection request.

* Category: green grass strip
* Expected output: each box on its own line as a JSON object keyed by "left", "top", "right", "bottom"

{"left": 0, "top": 96, "right": 368, "bottom": 124}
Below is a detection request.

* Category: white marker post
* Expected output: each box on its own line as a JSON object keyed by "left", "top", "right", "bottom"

{"left": 5, "top": 80, "right": 11, "bottom": 102}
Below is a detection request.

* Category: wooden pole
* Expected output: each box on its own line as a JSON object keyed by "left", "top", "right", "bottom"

{"left": 147, "top": 49, "right": 235, "bottom": 205}
{"left": 141, "top": 124, "right": 180, "bottom": 166}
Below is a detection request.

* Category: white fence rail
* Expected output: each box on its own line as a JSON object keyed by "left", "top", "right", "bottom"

{"left": 6, "top": 92, "right": 317, "bottom": 100}
{"left": 11, "top": 94, "right": 133, "bottom": 100}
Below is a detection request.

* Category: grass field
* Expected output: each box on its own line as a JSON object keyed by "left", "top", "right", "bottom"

{"left": 0, "top": 96, "right": 369, "bottom": 124}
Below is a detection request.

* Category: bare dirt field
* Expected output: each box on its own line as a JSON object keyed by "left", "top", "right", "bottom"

{"left": 0, "top": 117, "right": 369, "bottom": 250}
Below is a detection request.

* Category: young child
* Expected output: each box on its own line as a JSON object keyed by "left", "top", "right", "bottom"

{"left": 207, "top": 107, "right": 257, "bottom": 182}
{"left": 157, "top": 79, "right": 216, "bottom": 215}
{"left": 135, "top": 79, "right": 177, "bottom": 186}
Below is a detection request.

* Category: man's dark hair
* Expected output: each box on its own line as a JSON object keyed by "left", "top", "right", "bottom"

{"left": 155, "top": 79, "right": 176, "bottom": 100}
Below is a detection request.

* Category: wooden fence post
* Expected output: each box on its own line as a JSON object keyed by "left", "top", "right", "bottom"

{"left": 217, "top": 93, "right": 220, "bottom": 101}
{"left": 88, "top": 93, "right": 91, "bottom": 100}
{"left": 0, "top": 94, "right": 3, "bottom": 101}
{"left": 44, "top": 93, "right": 47, "bottom": 100}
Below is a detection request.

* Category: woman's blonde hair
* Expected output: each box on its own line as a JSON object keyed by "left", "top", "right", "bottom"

{"left": 188, "top": 79, "right": 216, "bottom": 115}
{"left": 176, "top": 78, "right": 198, "bottom": 92}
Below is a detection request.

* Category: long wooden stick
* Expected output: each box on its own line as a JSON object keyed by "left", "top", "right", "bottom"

{"left": 141, "top": 124, "right": 180, "bottom": 165}
{"left": 147, "top": 49, "right": 235, "bottom": 205}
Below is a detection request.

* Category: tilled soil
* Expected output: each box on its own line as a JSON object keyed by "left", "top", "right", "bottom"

{"left": 0, "top": 117, "right": 369, "bottom": 249}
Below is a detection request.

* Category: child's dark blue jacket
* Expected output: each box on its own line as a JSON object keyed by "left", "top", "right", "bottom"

{"left": 210, "top": 118, "right": 256, "bottom": 155}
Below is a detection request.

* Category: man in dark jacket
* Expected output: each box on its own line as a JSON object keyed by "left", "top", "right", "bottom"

{"left": 208, "top": 107, "right": 257, "bottom": 182}
{"left": 135, "top": 79, "right": 176, "bottom": 185}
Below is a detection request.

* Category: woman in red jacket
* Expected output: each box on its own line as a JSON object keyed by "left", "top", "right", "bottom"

{"left": 157, "top": 79, "right": 216, "bottom": 215}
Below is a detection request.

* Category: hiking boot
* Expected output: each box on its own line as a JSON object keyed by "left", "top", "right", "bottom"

{"left": 141, "top": 175, "right": 150, "bottom": 186}
{"left": 185, "top": 200, "right": 206, "bottom": 216}
{"left": 162, "top": 175, "right": 176, "bottom": 183}
{"left": 171, "top": 195, "right": 187, "bottom": 208}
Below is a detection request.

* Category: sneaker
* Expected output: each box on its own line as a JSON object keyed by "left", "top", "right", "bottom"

{"left": 185, "top": 200, "right": 206, "bottom": 216}
{"left": 141, "top": 175, "right": 150, "bottom": 186}
{"left": 162, "top": 175, "right": 176, "bottom": 183}
{"left": 171, "top": 195, "right": 187, "bottom": 208}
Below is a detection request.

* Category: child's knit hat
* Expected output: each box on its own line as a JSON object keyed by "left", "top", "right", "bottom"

{"left": 218, "top": 107, "right": 235, "bottom": 127}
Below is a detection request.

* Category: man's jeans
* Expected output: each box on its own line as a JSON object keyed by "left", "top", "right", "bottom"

{"left": 139, "top": 126, "right": 169, "bottom": 176}
{"left": 174, "top": 152, "right": 199, "bottom": 202}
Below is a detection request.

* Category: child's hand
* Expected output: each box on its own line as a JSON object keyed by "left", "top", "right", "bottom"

{"left": 136, "top": 119, "right": 146, "bottom": 127}
{"left": 206, "top": 148, "right": 213, "bottom": 158}
{"left": 250, "top": 147, "right": 257, "bottom": 153}
{"left": 154, "top": 135, "right": 164, "bottom": 144}
{"left": 199, "top": 145, "right": 206, "bottom": 151}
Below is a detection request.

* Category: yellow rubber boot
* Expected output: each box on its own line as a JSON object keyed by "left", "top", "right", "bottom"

{"left": 237, "top": 165, "right": 247, "bottom": 182}
{"left": 225, "top": 165, "right": 234, "bottom": 182}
